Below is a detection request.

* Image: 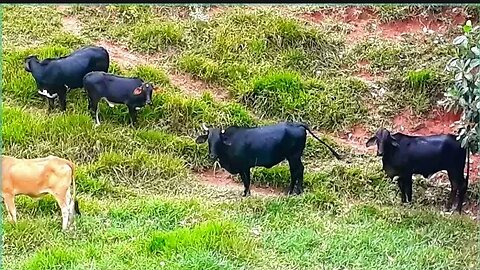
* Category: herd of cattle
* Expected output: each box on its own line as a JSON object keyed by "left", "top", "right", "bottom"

{"left": 1, "top": 45, "right": 472, "bottom": 230}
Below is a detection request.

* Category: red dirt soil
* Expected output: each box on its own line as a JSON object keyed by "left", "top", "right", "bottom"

{"left": 198, "top": 169, "right": 282, "bottom": 196}
{"left": 301, "top": 7, "right": 467, "bottom": 42}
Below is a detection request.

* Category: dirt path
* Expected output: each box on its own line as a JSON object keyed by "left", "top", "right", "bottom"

{"left": 198, "top": 169, "right": 283, "bottom": 197}
{"left": 58, "top": 6, "right": 227, "bottom": 101}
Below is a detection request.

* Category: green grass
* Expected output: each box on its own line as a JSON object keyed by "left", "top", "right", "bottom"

{"left": 381, "top": 68, "right": 449, "bottom": 116}
{"left": 237, "top": 71, "right": 369, "bottom": 130}
{"left": 2, "top": 5, "right": 478, "bottom": 270}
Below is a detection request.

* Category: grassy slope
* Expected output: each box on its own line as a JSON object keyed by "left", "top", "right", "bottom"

{"left": 2, "top": 5, "right": 478, "bottom": 270}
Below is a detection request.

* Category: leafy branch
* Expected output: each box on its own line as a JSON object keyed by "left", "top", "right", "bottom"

{"left": 442, "top": 20, "right": 480, "bottom": 154}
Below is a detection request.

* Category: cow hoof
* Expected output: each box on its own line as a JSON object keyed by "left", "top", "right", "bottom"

{"left": 242, "top": 191, "right": 251, "bottom": 197}
{"left": 294, "top": 187, "right": 304, "bottom": 195}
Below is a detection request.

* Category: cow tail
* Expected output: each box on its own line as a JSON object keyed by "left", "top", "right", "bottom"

{"left": 466, "top": 143, "right": 470, "bottom": 184}
{"left": 66, "top": 160, "right": 81, "bottom": 215}
{"left": 298, "top": 123, "right": 342, "bottom": 160}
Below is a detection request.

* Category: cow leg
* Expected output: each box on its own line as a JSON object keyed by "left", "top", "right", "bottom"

{"left": 64, "top": 187, "right": 75, "bottom": 228}
{"left": 397, "top": 177, "right": 407, "bottom": 203}
{"left": 88, "top": 97, "right": 100, "bottom": 127}
{"left": 52, "top": 190, "right": 70, "bottom": 230}
{"left": 457, "top": 179, "right": 467, "bottom": 214}
{"left": 404, "top": 175, "right": 413, "bottom": 203}
{"left": 287, "top": 156, "right": 304, "bottom": 195}
{"left": 57, "top": 88, "right": 67, "bottom": 112}
{"left": 127, "top": 105, "right": 138, "bottom": 127}
{"left": 47, "top": 98, "right": 55, "bottom": 112}
{"left": 446, "top": 171, "right": 459, "bottom": 211}
{"left": 240, "top": 170, "right": 251, "bottom": 197}
{"left": 452, "top": 171, "right": 468, "bottom": 214}
{"left": 3, "top": 194, "right": 17, "bottom": 223}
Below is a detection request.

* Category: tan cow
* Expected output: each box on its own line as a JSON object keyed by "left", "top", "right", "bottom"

{"left": 1, "top": 155, "right": 80, "bottom": 230}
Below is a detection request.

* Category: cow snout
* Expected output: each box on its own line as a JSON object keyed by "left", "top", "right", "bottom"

{"left": 209, "top": 153, "right": 217, "bottom": 160}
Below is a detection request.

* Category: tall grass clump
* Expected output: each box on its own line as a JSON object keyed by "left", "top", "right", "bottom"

{"left": 238, "top": 70, "right": 369, "bottom": 130}
{"left": 130, "top": 21, "right": 184, "bottom": 52}
{"left": 381, "top": 68, "right": 448, "bottom": 116}
{"left": 2, "top": 105, "right": 215, "bottom": 172}
{"left": 2, "top": 5, "right": 64, "bottom": 49}
{"left": 147, "top": 220, "right": 258, "bottom": 263}
{"left": 128, "top": 65, "right": 171, "bottom": 87}
{"left": 351, "top": 38, "right": 403, "bottom": 72}
{"left": 143, "top": 91, "right": 258, "bottom": 135}
{"left": 91, "top": 150, "right": 192, "bottom": 193}
{"left": 176, "top": 8, "right": 346, "bottom": 86}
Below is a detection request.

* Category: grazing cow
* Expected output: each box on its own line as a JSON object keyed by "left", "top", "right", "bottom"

{"left": 195, "top": 122, "right": 343, "bottom": 196}
{"left": 24, "top": 46, "right": 110, "bottom": 111}
{"left": 82, "top": 71, "right": 154, "bottom": 127}
{"left": 1, "top": 155, "right": 81, "bottom": 230}
{"left": 366, "top": 127, "right": 469, "bottom": 213}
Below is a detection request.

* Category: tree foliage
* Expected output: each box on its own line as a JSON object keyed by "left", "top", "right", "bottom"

{"left": 443, "top": 20, "right": 480, "bottom": 154}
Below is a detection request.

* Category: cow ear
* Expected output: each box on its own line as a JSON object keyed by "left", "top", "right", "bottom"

{"left": 390, "top": 135, "right": 399, "bottom": 147}
{"left": 366, "top": 136, "right": 377, "bottom": 147}
{"left": 133, "top": 86, "right": 143, "bottom": 96}
{"left": 24, "top": 59, "right": 31, "bottom": 72}
{"left": 195, "top": 134, "right": 208, "bottom": 144}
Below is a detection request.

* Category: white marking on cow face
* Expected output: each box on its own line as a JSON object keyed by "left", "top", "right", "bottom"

{"left": 38, "top": 89, "right": 58, "bottom": 99}
{"left": 135, "top": 107, "right": 141, "bottom": 111}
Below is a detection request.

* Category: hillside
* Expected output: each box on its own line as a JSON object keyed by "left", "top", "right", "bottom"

{"left": 2, "top": 5, "right": 479, "bottom": 270}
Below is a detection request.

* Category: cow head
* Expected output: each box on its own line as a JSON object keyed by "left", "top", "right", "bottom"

{"left": 366, "top": 127, "right": 399, "bottom": 156}
{"left": 195, "top": 123, "right": 230, "bottom": 160}
{"left": 133, "top": 82, "right": 154, "bottom": 105}
{"left": 24, "top": 55, "right": 39, "bottom": 72}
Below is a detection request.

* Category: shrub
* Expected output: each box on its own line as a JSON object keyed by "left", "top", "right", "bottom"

{"left": 442, "top": 20, "right": 480, "bottom": 153}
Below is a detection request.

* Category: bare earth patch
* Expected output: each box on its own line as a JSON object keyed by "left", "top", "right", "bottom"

{"left": 95, "top": 40, "right": 145, "bottom": 69}
{"left": 299, "top": 7, "right": 467, "bottom": 42}
{"left": 62, "top": 16, "right": 83, "bottom": 36}
{"left": 198, "top": 169, "right": 282, "bottom": 197}
{"left": 353, "top": 59, "right": 386, "bottom": 83}
{"left": 168, "top": 71, "right": 229, "bottom": 101}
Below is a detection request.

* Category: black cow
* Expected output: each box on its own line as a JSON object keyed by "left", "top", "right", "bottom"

{"left": 366, "top": 127, "right": 469, "bottom": 213}
{"left": 24, "top": 46, "right": 110, "bottom": 112}
{"left": 83, "top": 71, "right": 154, "bottom": 127}
{"left": 195, "top": 122, "right": 343, "bottom": 196}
